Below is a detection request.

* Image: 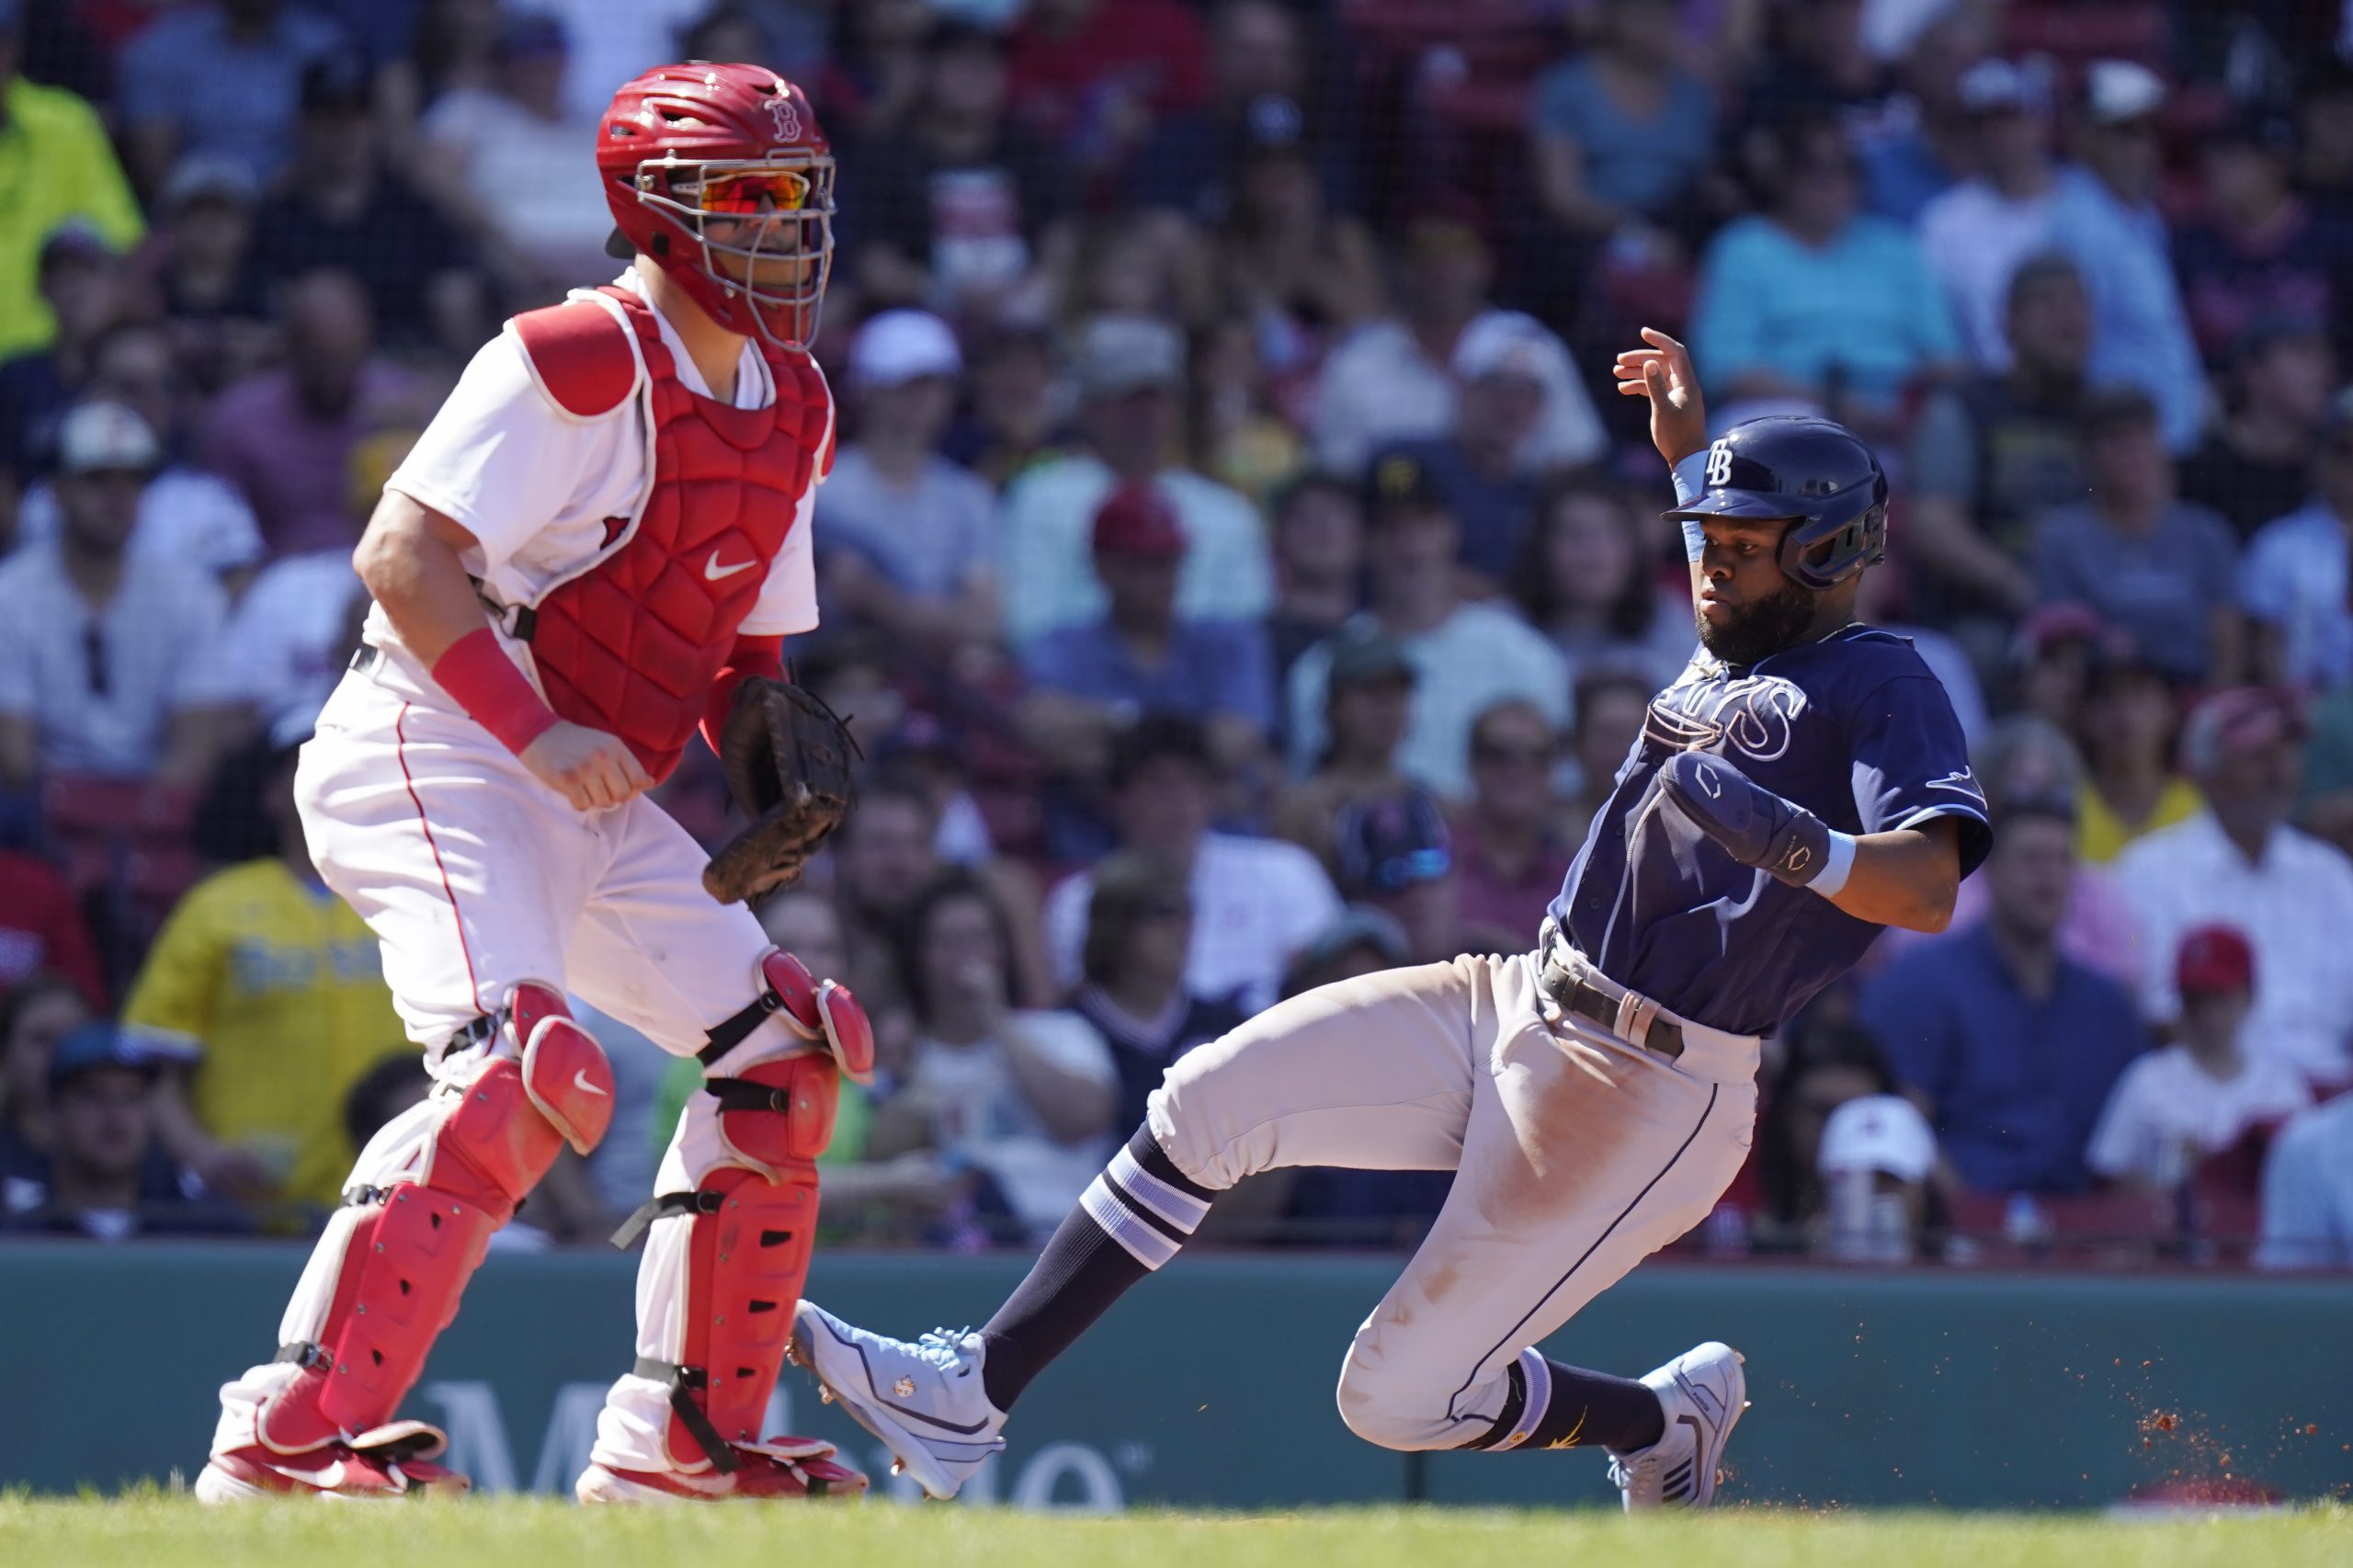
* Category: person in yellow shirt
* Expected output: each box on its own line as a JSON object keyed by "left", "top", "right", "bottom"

{"left": 124, "top": 720, "right": 405, "bottom": 1215}
{"left": 0, "top": 14, "right": 144, "bottom": 360}
{"left": 2076, "top": 645, "right": 2202, "bottom": 865}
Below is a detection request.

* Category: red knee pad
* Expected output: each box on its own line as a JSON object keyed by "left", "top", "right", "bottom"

{"left": 757, "top": 950, "right": 875, "bottom": 1085}
{"left": 511, "top": 983, "right": 615, "bottom": 1153}
{"left": 714, "top": 1052, "right": 839, "bottom": 1174}
{"left": 665, "top": 1164, "right": 821, "bottom": 1469}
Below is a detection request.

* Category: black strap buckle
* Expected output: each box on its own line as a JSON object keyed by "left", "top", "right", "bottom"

{"left": 608, "top": 1187, "right": 722, "bottom": 1250}
{"left": 699, "top": 990, "right": 784, "bottom": 1068}
{"left": 632, "top": 1355, "right": 737, "bottom": 1474}
{"left": 274, "top": 1340, "right": 330, "bottom": 1369}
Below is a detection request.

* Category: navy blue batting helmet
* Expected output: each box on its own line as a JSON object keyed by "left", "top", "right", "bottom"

{"left": 1664, "top": 415, "right": 1888, "bottom": 590}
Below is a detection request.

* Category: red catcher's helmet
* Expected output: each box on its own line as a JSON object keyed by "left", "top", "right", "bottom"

{"left": 597, "top": 62, "right": 835, "bottom": 350}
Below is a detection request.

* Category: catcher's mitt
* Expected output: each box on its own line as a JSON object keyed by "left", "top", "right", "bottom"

{"left": 702, "top": 677, "right": 858, "bottom": 903}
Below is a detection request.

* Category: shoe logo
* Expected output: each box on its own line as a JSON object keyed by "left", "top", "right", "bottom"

{"left": 705, "top": 551, "right": 757, "bottom": 581}
{"left": 574, "top": 1070, "right": 608, "bottom": 1096}
{"left": 1679, "top": 1375, "right": 1721, "bottom": 1424}
{"left": 893, "top": 1375, "right": 916, "bottom": 1398}
{"left": 307, "top": 1460, "right": 349, "bottom": 1490}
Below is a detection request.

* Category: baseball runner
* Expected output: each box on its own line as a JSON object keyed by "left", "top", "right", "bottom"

{"left": 791, "top": 330, "right": 1994, "bottom": 1508}
{"left": 197, "top": 63, "right": 875, "bottom": 1504}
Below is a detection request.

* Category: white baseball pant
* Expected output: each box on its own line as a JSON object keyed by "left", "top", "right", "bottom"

{"left": 1146, "top": 949, "right": 1757, "bottom": 1451}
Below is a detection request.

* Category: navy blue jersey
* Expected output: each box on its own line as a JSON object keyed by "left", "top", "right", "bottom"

{"left": 1547, "top": 624, "right": 1994, "bottom": 1037}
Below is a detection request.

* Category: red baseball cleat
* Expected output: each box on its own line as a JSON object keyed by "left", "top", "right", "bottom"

{"left": 195, "top": 1421, "right": 471, "bottom": 1502}
{"left": 575, "top": 1437, "right": 868, "bottom": 1503}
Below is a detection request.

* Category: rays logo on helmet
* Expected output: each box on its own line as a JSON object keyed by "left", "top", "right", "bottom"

{"left": 1705, "top": 438, "right": 1734, "bottom": 488}
{"left": 767, "top": 90, "right": 801, "bottom": 143}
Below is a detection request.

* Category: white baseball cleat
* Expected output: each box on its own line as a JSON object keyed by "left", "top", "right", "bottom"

{"left": 1607, "top": 1341, "right": 1748, "bottom": 1510}
{"left": 788, "top": 1301, "right": 1007, "bottom": 1500}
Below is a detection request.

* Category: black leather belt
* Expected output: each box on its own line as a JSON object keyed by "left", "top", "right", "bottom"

{"left": 1536, "top": 939, "right": 1684, "bottom": 1061}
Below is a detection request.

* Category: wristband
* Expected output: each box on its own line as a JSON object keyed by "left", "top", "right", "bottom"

{"left": 430, "top": 627, "right": 559, "bottom": 756}
{"left": 1670, "top": 450, "right": 1711, "bottom": 562}
{"left": 1811, "top": 831, "right": 1858, "bottom": 898}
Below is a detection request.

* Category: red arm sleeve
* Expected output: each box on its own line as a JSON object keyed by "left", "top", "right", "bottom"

{"left": 701, "top": 634, "right": 788, "bottom": 756}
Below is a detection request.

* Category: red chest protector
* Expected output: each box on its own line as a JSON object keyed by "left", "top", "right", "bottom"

{"left": 506, "top": 284, "right": 832, "bottom": 782}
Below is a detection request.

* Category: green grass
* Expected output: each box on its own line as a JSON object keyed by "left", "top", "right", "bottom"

{"left": 3, "top": 1495, "right": 2348, "bottom": 1568}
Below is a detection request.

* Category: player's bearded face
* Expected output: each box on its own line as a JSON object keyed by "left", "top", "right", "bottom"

{"left": 1695, "top": 568, "right": 1817, "bottom": 666}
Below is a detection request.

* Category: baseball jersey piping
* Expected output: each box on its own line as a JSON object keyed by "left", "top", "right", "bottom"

{"left": 392, "top": 699, "right": 486, "bottom": 1019}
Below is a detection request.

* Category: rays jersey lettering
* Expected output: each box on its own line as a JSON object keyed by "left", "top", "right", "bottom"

{"left": 1547, "top": 626, "right": 1992, "bottom": 1038}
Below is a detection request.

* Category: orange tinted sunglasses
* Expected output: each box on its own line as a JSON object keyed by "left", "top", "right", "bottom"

{"left": 694, "top": 169, "right": 813, "bottom": 215}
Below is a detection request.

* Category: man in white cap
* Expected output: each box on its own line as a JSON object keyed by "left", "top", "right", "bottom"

{"left": 2046, "top": 61, "right": 2205, "bottom": 451}
{"left": 0, "top": 400, "right": 243, "bottom": 790}
{"left": 1000, "top": 313, "right": 1269, "bottom": 644}
{"left": 1916, "top": 58, "right": 2062, "bottom": 368}
{"left": 1814, "top": 1093, "right": 1938, "bottom": 1261}
{"left": 815, "top": 309, "right": 1000, "bottom": 656}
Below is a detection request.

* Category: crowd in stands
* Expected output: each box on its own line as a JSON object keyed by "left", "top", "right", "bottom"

{"left": 4, "top": 0, "right": 2353, "bottom": 1271}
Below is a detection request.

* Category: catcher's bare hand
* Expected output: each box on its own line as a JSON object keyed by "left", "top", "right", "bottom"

{"left": 521, "top": 722, "right": 652, "bottom": 812}
{"left": 1613, "top": 326, "right": 1710, "bottom": 467}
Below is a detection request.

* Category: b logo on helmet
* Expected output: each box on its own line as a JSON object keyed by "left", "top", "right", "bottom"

{"left": 767, "top": 90, "right": 801, "bottom": 143}
{"left": 1705, "top": 438, "right": 1733, "bottom": 488}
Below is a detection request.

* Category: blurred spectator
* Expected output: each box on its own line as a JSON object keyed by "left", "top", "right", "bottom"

{"left": 388, "top": 0, "right": 506, "bottom": 132}
{"left": 538, "top": 0, "right": 708, "bottom": 126}
{"left": 145, "top": 155, "right": 272, "bottom": 398}
{"left": 1529, "top": 0, "right": 1716, "bottom": 239}
{"left": 123, "top": 722, "right": 406, "bottom": 1210}
{"left": 1270, "top": 621, "right": 1416, "bottom": 869}
{"left": 117, "top": 0, "right": 351, "bottom": 196}
{"left": 999, "top": 315, "right": 1270, "bottom": 644}
{"left": 1311, "top": 202, "right": 1605, "bottom": 477}
{"left": 2029, "top": 389, "right": 2242, "bottom": 687}
{"left": 1917, "top": 60, "right": 2060, "bottom": 370}
{"left": 867, "top": 869, "right": 1118, "bottom": 1240}
{"left": 199, "top": 269, "right": 418, "bottom": 557}
{"left": 2182, "top": 316, "right": 2336, "bottom": 542}
{"left": 1515, "top": 472, "right": 1694, "bottom": 691}
{"left": 2302, "top": 682, "right": 2353, "bottom": 858}
{"left": 938, "top": 318, "right": 1064, "bottom": 488}
{"left": 1557, "top": 662, "right": 1654, "bottom": 850}
{"left": 2241, "top": 386, "right": 2353, "bottom": 691}
{"left": 1068, "top": 849, "right": 1246, "bottom": 1132}
{"left": 1904, "top": 255, "right": 2091, "bottom": 633}
{"left": 1384, "top": 319, "right": 1562, "bottom": 592}
{"left": 1753, "top": 1012, "right": 1903, "bottom": 1245}
{"left": 213, "top": 482, "right": 375, "bottom": 730}
{"left": 1286, "top": 451, "right": 1569, "bottom": 801}
{"left": 0, "top": 222, "right": 127, "bottom": 489}
{"left": 2175, "top": 109, "right": 2347, "bottom": 365}
{"left": 2013, "top": 603, "right": 2105, "bottom": 735}
{"left": 843, "top": 19, "right": 1068, "bottom": 321}
{"left": 1850, "top": 551, "right": 1985, "bottom": 744}
{"left": 13, "top": 321, "right": 267, "bottom": 581}
{"left": 1334, "top": 788, "right": 1495, "bottom": 963}
{"left": 818, "top": 311, "right": 1001, "bottom": 657}
{"left": 0, "top": 402, "right": 243, "bottom": 790}
{"left": 0, "top": 13, "right": 142, "bottom": 363}
{"left": 2254, "top": 1091, "right": 2353, "bottom": 1269}
{"left": 2299, "top": 58, "right": 2353, "bottom": 221}
{"left": 0, "top": 857, "right": 104, "bottom": 1006}
{"left": 814, "top": 0, "right": 933, "bottom": 145}
{"left": 244, "top": 57, "right": 483, "bottom": 356}
{"left": 0, "top": 973, "right": 92, "bottom": 1185}
{"left": 0, "top": 1020, "right": 246, "bottom": 1239}
{"left": 1861, "top": 796, "right": 2150, "bottom": 1195}
{"left": 2075, "top": 645, "right": 2200, "bottom": 867}
{"left": 2044, "top": 62, "right": 2205, "bottom": 453}
{"left": 1689, "top": 112, "right": 1959, "bottom": 433}
{"left": 415, "top": 10, "right": 611, "bottom": 291}
{"left": 1279, "top": 904, "right": 1411, "bottom": 1000}
{"left": 1044, "top": 715, "right": 1339, "bottom": 1013}
{"left": 1018, "top": 483, "right": 1274, "bottom": 783}
{"left": 1264, "top": 472, "right": 1362, "bottom": 692}
{"left": 2086, "top": 926, "right": 2311, "bottom": 1194}
{"left": 1187, "top": 314, "right": 1306, "bottom": 505}
{"left": 1729, "top": 0, "right": 1895, "bottom": 153}
{"left": 1814, "top": 1093, "right": 1938, "bottom": 1263}
{"left": 1853, "top": 3, "right": 1986, "bottom": 222}
{"left": 1451, "top": 699, "right": 1574, "bottom": 944}
{"left": 1129, "top": 0, "right": 1342, "bottom": 219}
{"left": 2115, "top": 687, "right": 2353, "bottom": 1085}
{"left": 1210, "top": 95, "right": 1382, "bottom": 349}
{"left": 1005, "top": 0, "right": 1209, "bottom": 184}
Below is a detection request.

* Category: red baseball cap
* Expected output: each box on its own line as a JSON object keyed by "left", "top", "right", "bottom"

{"left": 2176, "top": 924, "right": 2255, "bottom": 997}
{"left": 2177, "top": 687, "right": 2306, "bottom": 775}
{"left": 1091, "top": 483, "right": 1187, "bottom": 559}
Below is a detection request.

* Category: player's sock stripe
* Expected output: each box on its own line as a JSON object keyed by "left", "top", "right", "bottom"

{"left": 1127, "top": 1126, "right": 1217, "bottom": 1205}
{"left": 1107, "top": 1145, "right": 1207, "bottom": 1234}
{"left": 1493, "top": 1349, "right": 1552, "bottom": 1450}
{"left": 1078, "top": 1176, "right": 1177, "bottom": 1270}
{"left": 1102, "top": 1164, "right": 1191, "bottom": 1245}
